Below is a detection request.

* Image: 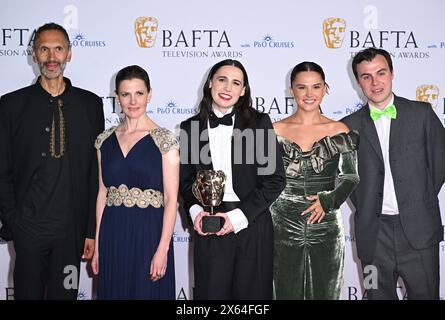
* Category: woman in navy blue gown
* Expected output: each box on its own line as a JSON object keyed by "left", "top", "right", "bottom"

{"left": 92, "top": 65, "right": 179, "bottom": 299}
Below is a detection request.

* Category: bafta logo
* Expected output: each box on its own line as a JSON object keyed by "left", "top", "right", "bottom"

{"left": 135, "top": 16, "right": 159, "bottom": 48}
{"left": 323, "top": 17, "right": 346, "bottom": 48}
{"left": 192, "top": 170, "right": 226, "bottom": 233}
{"left": 416, "top": 85, "right": 439, "bottom": 109}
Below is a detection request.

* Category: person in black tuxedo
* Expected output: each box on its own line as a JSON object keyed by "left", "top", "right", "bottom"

{"left": 342, "top": 47, "right": 445, "bottom": 299}
{"left": 0, "top": 23, "right": 104, "bottom": 299}
{"left": 179, "top": 59, "right": 286, "bottom": 299}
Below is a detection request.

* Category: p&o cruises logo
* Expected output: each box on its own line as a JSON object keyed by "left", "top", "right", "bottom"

{"left": 71, "top": 32, "right": 106, "bottom": 48}
{"left": 173, "top": 231, "right": 192, "bottom": 243}
{"left": 157, "top": 100, "right": 197, "bottom": 116}
{"left": 345, "top": 101, "right": 364, "bottom": 115}
{"left": 77, "top": 289, "right": 89, "bottom": 300}
{"left": 241, "top": 34, "right": 295, "bottom": 49}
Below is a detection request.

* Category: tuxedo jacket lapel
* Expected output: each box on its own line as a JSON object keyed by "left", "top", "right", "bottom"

{"left": 361, "top": 105, "right": 384, "bottom": 163}
{"left": 198, "top": 119, "right": 213, "bottom": 170}
{"left": 389, "top": 96, "right": 405, "bottom": 153}
{"left": 231, "top": 114, "right": 242, "bottom": 191}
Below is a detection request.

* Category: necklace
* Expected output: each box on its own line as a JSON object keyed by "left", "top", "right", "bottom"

{"left": 48, "top": 80, "right": 66, "bottom": 158}
{"left": 41, "top": 79, "right": 65, "bottom": 97}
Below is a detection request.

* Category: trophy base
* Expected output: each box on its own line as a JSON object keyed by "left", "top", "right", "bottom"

{"left": 202, "top": 216, "right": 224, "bottom": 233}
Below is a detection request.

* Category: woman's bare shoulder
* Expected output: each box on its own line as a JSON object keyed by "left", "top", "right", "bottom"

{"left": 272, "top": 116, "right": 295, "bottom": 132}
{"left": 325, "top": 119, "right": 350, "bottom": 136}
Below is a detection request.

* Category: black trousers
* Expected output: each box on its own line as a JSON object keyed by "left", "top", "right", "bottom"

{"left": 193, "top": 202, "right": 273, "bottom": 300}
{"left": 364, "top": 215, "right": 439, "bottom": 300}
{"left": 12, "top": 225, "right": 80, "bottom": 300}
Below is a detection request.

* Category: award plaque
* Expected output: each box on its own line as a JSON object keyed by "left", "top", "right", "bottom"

{"left": 192, "top": 170, "right": 226, "bottom": 233}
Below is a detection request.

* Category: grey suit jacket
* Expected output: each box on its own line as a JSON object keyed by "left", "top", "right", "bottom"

{"left": 341, "top": 94, "right": 445, "bottom": 263}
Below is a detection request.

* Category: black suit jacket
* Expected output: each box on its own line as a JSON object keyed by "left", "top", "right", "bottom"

{"left": 0, "top": 79, "right": 104, "bottom": 255}
{"left": 341, "top": 95, "right": 445, "bottom": 263}
{"left": 179, "top": 111, "right": 286, "bottom": 226}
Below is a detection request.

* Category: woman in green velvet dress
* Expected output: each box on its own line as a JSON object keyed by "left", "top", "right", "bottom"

{"left": 272, "top": 62, "right": 359, "bottom": 299}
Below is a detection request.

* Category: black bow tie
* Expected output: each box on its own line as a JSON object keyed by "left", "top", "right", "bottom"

{"left": 208, "top": 110, "right": 234, "bottom": 128}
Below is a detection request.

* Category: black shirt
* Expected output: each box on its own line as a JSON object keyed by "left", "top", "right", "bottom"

{"left": 0, "top": 75, "right": 104, "bottom": 246}
{"left": 18, "top": 79, "right": 73, "bottom": 238}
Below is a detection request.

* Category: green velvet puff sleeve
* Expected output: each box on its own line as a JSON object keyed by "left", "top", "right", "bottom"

{"left": 317, "top": 131, "right": 360, "bottom": 212}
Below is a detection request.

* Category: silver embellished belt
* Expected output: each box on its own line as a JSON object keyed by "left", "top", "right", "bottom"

{"left": 106, "top": 184, "right": 164, "bottom": 209}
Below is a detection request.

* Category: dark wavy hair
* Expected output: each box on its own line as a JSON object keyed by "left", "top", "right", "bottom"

{"left": 197, "top": 59, "right": 257, "bottom": 128}
{"left": 351, "top": 47, "right": 393, "bottom": 80}
{"left": 33, "top": 22, "right": 70, "bottom": 50}
{"left": 115, "top": 65, "right": 151, "bottom": 93}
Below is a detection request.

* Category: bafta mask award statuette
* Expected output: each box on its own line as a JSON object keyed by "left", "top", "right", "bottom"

{"left": 192, "top": 170, "right": 226, "bottom": 233}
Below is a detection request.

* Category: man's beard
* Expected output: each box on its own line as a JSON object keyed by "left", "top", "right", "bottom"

{"left": 39, "top": 60, "right": 67, "bottom": 79}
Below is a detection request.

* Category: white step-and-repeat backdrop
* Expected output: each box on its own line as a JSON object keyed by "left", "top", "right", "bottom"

{"left": 1, "top": 0, "right": 444, "bottom": 300}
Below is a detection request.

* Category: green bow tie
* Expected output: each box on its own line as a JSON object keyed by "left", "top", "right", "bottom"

{"left": 370, "top": 104, "right": 397, "bottom": 121}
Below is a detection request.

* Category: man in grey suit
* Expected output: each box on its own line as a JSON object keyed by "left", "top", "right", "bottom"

{"left": 342, "top": 47, "right": 445, "bottom": 299}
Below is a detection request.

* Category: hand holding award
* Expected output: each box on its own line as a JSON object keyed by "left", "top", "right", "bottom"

{"left": 192, "top": 170, "right": 226, "bottom": 233}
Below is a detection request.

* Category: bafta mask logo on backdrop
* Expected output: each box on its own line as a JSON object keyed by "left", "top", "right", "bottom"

{"left": 416, "top": 85, "right": 439, "bottom": 109}
{"left": 323, "top": 17, "right": 346, "bottom": 48}
{"left": 135, "top": 16, "right": 159, "bottom": 48}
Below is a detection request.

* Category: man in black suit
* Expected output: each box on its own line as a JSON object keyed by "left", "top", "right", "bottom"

{"left": 0, "top": 23, "right": 104, "bottom": 299}
{"left": 342, "top": 47, "right": 445, "bottom": 299}
{"left": 179, "top": 59, "right": 285, "bottom": 299}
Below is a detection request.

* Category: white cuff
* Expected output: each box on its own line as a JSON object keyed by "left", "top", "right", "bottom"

{"left": 189, "top": 204, "right": 204, "bottom": 226}
{"left": 226, "top": 208, "right": 248, "bottom": 234}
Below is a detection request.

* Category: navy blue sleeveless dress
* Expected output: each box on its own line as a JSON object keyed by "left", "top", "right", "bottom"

{"left": 95, "top": 127, "right": 176, "bottom": 300}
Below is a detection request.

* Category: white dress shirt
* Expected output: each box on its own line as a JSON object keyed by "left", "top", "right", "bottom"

{"left": 189, "top": 106, "right": 249, "bottom": 233}
{"left": 369, "top": 96, "right": 399, "bottom": 215}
